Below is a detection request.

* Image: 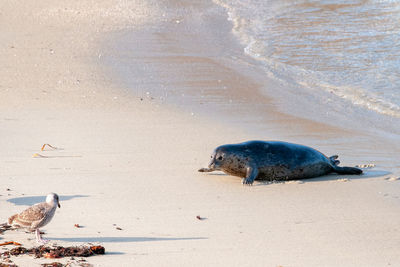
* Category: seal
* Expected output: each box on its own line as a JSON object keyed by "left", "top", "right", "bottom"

{"left": 198, "top": 140, "right": 362, "bottom": 185}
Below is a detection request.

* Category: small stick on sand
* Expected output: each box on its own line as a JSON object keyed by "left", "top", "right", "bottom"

{"left": 0, "top": 241, "right": 22, "bottom": 246}
{"left": 196, "top": 215, "right": 206, "bottom": 220}
{"left": 41, "top": 144, "right": 58, "bottom": 151}
{"left": 33, "top": 153, "right": 49, "bottom": 158}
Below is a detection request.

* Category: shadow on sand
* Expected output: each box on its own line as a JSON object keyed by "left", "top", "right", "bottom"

{"left": 207, "top": 172, "right": 227, "bottom": 176}
{"left": 7, "top": 195, "right": 89, "bottom": 206}
{"left": 254, "top": 169, "right": 391, "bottom": 186}
{"left": 49, "top": 236, "right": 207, "bottom": 243}
{"left": 203, "top": 169, "right": 391, "bottom": 186}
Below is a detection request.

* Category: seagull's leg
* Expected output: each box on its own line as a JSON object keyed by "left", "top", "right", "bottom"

{"left": 35, "top": 229, "right": 49, "bottom": 244}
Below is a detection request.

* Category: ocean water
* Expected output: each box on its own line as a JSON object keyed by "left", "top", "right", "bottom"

{"left": 214, "top": 0, "right": 400, "bottom": 119}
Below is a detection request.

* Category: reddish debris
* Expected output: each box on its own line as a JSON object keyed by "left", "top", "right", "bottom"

{"left": 1, "top": 245, "right": 105, "bottom": 259}
{"left": 90, "top": 246, "right": 105, "bottom": 255}
{"left": 9, "top": 246, "right": 27, "bottom": 256}
{"left": 41, "top": 263, "right": 64, "bottom": 267}
{"left": 43, "top": 252, "right": 60, "bottom": 259}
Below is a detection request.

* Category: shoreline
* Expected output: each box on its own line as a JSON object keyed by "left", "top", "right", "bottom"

{"left": 214, "top": 0, "right": 400, "bottom": 136}
{"left": 103, "top": 0, "right": 399, "bottom": 173}
{"left": 1, "top": 0, "right": 400, "bottom": 266}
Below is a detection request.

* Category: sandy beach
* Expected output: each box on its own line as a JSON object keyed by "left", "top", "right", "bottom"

{"left": 1, "top": 0, "right": 400, "bottom": 266}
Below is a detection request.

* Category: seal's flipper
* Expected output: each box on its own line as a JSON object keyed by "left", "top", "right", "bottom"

{"left": 242, "top": 166, "right": 259, "bottom": 185}
{"left": 198, "top": 168, "right": 213, "bottom": 172}
{"left": 329, "top": 155, "right": 340, "bottom": 166}
{"left": 333, "top": 166, "right": 363, "bottom": 175}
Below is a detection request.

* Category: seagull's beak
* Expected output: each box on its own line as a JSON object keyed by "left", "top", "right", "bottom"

{"left": 58, "top": 203, "right": 61, "bottom": 208}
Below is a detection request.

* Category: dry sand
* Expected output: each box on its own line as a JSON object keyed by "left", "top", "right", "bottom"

{"left": 1, "top": 0, "right": 400, "bottom": 266}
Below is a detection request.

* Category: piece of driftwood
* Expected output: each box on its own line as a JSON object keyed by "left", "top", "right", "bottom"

{"left": 0, "top": 242, "right": 21, "bottom": 246}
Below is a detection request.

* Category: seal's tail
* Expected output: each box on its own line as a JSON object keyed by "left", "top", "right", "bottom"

{"left": 333, "top": 166, "right": 363, "bottom": 175}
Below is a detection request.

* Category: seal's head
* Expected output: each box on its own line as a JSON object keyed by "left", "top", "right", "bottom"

{"left": 198, "top": 144, "right": 244, "bottom": 174}
{"left": 208, "top": 147, "right": 227, "bottom": 171}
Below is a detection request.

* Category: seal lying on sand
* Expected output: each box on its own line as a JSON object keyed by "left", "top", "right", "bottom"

{"left": 199, "top": 141, "right": 362, "bottom": 185}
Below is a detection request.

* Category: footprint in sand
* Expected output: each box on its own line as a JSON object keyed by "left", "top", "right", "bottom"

{"left": 356, "top": 164, "right": 375, "bottom": 168}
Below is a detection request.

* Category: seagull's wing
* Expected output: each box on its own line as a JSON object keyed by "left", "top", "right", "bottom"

{"left": 14, "top": 204, "right": 46, "bottom": 227}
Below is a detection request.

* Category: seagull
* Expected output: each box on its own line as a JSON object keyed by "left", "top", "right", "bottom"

{"left": 8, "top": 193, "right": 60, "bottom": 244}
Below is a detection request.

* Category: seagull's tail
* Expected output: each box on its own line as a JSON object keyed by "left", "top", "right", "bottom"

{"left": 8, "top": 214, "right": 17, "bottom": 225}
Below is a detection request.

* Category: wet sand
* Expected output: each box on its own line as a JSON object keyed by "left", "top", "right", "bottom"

{"left": 1, "top": 0, "right": 400, "bottom": 266}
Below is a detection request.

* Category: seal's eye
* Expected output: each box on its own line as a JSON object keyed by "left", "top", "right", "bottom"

{"left": 217, "top": 156, "right": 223, "bottom": 160}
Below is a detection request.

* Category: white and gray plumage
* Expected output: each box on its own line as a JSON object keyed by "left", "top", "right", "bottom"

{"left": 8, "top": 193, "right": 60, "bottom": 244}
